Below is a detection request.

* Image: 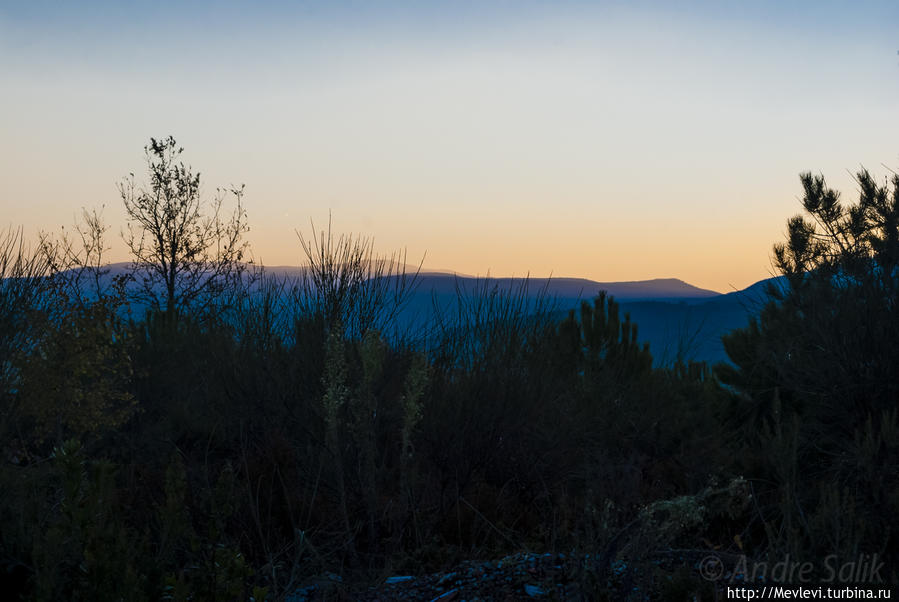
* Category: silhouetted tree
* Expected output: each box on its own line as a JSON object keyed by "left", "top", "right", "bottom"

{"left": 721, "top": 169, "right": 899, "bottom": 423}
{"left": 120, "top": 136, "right": 250, "bottom": 319}
{"left": 719, "top": 167, "right": 899, "bottom": 564}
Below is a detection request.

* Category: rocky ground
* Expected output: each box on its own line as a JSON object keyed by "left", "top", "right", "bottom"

{"left": 284, "top": 479, "right": 752, "bottom": 600}
{"left": 284, "top": 550, "right": 719, "bottom": 601}
{"left": 286, "top": 552, "right": 598, "bottom": 601}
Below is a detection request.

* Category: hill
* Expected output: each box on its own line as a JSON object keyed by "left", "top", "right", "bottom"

{"left": 52, "top": 263, "right": 775, "bottom": 365}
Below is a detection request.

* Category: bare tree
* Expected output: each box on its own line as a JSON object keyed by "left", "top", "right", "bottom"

{"left": 120, "top": 136, "right": 250, "bottom": 319}
{"left": 38, "top": 206, "right": 128, "bottom": 310}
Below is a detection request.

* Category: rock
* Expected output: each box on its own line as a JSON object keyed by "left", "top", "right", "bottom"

{"left": 524, "top": 583, "right": 546, "bottom": 597}
{"left": 430, "top": 588, "right": 459, "bottom": 601}
{"left": 436, "top": 571, "right": 458, "bottom": 586}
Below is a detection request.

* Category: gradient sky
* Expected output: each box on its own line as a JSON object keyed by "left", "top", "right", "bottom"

{"left": 2, "top": 0, "right": 897, "bottom": 292}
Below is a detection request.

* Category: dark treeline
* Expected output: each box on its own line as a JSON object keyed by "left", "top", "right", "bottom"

{"left": 1, "top": 140, "right": 896, "bottom": 600}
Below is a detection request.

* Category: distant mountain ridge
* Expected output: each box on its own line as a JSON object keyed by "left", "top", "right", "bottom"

{"left": 95, "top": 262, "right": 721, "bottom": 299}
{"left": 392, "top": 273, "right": 769, "bottom": 365}
{"left": 396, "top": 274, "right": 721, "bottom": 302}
{"left": 51, "top": 262, "right": 778, "bottom": 365}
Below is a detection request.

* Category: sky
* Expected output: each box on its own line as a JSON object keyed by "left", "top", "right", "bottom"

{"left": 1, "top": 0, "right": 897, "bottom": 292}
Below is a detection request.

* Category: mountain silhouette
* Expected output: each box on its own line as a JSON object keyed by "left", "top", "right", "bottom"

{"left": 52, "top": 263, "right": 776, "bottom": 365}
{"left": 391, "top": 273, "right": 772, "bottom": 365}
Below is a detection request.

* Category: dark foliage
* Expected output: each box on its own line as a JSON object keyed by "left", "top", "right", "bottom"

{"left": 1, "top": 147, "right": 894, "bottom": 599}
{"left": 719, "top": 169, "right": 899, "bottom": 576}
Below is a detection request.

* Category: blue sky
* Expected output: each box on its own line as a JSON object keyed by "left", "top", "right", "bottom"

{"left": 2, "top": 0, "right": 897, "bottom": 291}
